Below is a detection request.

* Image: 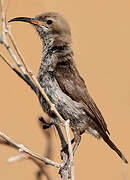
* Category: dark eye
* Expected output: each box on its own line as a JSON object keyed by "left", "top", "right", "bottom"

{"left": 47, "top": 20, "right": 53, "bottom": 25}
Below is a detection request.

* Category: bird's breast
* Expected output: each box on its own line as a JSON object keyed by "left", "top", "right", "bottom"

{"left": 37, "top": 73, "right": 89, "bottom": 131}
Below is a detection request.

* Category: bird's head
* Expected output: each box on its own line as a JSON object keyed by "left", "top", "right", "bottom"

{"left": 9, "top": 12, "right": 72, "bottom": 46}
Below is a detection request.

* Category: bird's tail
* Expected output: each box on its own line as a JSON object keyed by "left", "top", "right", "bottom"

{"left": 102, "top": 133, "right": 128, "bottom": 163}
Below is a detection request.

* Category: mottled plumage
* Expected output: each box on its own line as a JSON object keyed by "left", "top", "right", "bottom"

{"left": 9, "top": 12, "right": 128, "bottom": 163}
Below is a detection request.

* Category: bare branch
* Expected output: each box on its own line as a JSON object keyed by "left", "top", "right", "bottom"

{"left": 0, "top": 131, "right": 61, "bottom": 168}
{"left": 0, "top": 127, "right": 53, "bottom": 180}
{"left": 55, "top": 124, "right": 67, "bottom": 149}
{"left": 0, "top": 52, "right": 37, "bottom": 92}
{"left": 0, "top": 52, "right": 15, "bottom": 68}
{"left": 65, "top": 120, "right": 74, "bottom": 180}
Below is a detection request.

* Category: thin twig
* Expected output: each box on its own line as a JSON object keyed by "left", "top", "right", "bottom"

{"left": 0, "top": 0, "right": 6, "bottom": 39}
{"left": 0, "top": 52, "right": 15, "bottom": 68}
{"left": 27, "top": 72, "right": 66, "bottom": 124}
{"left": 0, "top": 131, "right": 61, "bottom": 168}
{"left": 0, "top": 129, "right": 52, "bottom": 180}
{"left": 0, "top": 52, "right": 37, "bottom": 93}
{"left": 65, "top": 120, "right": 74, "bottom": 180}
{"left": 55, "top": 124, "right": 67, "bottom": 149}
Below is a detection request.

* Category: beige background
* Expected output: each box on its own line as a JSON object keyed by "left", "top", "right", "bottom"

{"left": 0, "top": 0, "right": 130, "bottom": 179}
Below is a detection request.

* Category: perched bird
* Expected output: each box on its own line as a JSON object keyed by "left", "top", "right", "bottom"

{"left": 9, "top": 12, "right": 128, "bottom": 163}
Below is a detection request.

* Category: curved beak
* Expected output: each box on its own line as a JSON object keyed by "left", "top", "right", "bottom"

{"left": 8, "top": 17, "right": 42, "bottom": 27}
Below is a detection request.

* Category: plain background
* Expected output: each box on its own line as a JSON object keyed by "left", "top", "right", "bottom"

{"left": 0, "top": 0, "right": 130, "bottom": 179}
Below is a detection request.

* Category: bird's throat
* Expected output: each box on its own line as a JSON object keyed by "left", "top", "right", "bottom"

{"left": 39, "top": 36, "right": 73, "bottom": 70}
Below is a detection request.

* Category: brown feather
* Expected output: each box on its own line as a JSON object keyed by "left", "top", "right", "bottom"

{"left": 55, "top": 54, "right": 110, "bottom": 135}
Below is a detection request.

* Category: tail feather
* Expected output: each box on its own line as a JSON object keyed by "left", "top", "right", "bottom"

{"left": 102, "top": 134, "right": 128, "bottom": 163}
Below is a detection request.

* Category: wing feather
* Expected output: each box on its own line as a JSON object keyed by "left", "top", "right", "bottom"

{"left": 55, "top": 59, "right": 109, "bottom": 135}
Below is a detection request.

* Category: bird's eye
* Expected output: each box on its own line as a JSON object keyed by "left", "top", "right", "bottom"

{"left": 47, "top": 20, "right": 53, "bottom": 25}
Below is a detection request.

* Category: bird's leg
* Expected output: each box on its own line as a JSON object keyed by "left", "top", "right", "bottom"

{"left": 61, "top": 130, "right": 82, "bottom": 155}
{"left": 72, "top": 130, "right": 81, "bottom": 155}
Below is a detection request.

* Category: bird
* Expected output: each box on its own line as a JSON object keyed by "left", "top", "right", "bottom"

{"left": 9, "top": 12, "right": 128, "bottom": 163}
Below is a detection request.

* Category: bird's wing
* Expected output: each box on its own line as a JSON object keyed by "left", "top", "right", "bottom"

{"left": 55, "top": 60, "right": 109, "bottom": 134}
